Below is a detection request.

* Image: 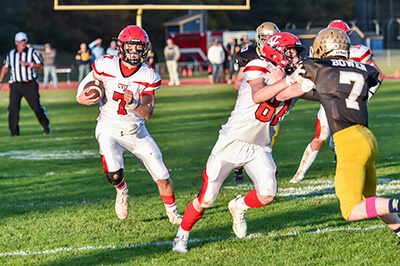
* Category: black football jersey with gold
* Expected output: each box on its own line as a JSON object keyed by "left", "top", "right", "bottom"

{"left": 302, "top": 58, "right": 380, "bottom": 135}
{"left": 235, "top": 45, "right": 260, "bottom": 68}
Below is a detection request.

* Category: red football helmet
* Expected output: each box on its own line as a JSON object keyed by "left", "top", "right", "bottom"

{"left": 263, "top": 32, "right": 305, "bottom": 72}
{"left": 117, "top": 25, "right": 150, "bottom": 65}
{"left": 327, "top": 20, "right": 351, "bottom": 35}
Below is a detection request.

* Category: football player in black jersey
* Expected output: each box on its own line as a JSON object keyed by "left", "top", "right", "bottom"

{"left": 234, "top": 22, "right": 280, "bottom": 91}
{"left": 290, "top": 19, "right": 384, "bottom": 184}
{"left": 275, "top": 28, "right": 400, "bottom": 246}
{"left": 232, "top": 22, "right": 280, "bottom": 184}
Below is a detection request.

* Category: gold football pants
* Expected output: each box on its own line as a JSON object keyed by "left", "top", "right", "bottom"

{"left": 333, "top": 125, "right": 378, "bottom": 220}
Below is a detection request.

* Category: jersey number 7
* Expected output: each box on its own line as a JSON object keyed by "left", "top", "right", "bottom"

{"left": 113, "top": 91, "right": 128, "bottom": 115}
{"left": 340, "top": 71, "right": 364, "bottom": 111}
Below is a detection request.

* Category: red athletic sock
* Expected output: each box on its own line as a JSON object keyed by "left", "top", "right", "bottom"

{"left": 160, "top": 194, "right": 176, "bottom": 208}
{"left": 244, "top": 189, "right": 265, "bottom": 208}
{"left": 114, "top": 179, "right": 126, "bottom": 190}
{"left": 181, "top": 201, "right": 205, "bottom": 231}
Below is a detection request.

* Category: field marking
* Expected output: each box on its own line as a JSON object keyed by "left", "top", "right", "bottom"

{"left": 0, "top": 150, "right": 98, "bottom": 160}
{"left": 224, "top": 178, "right": 400, "bottom": 199}
{"left": 2, "top": 178, "right": 400, "bottom": 209}
{"left": 0, "top": 224, "right": 386, "bottom": 257}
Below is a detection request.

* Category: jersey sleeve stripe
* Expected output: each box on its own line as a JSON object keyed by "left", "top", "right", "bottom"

{"left": 133, "top": 80, "right": 161, "bottom": 89}
{"left": 349, "top": 49, "right": 371, "bottom": 63}
{"left": 92, "top": 64, "right": 116, "bottom": 78}
{"left": 243, "top": 65, "right": 270, "bottom": 74}
{"left": 140, "top": 90, "right": 155, "bottom": 97}
{"left": 92, "top": 63, "right": 100, "bottom": 75}
{"left": 101, "top": 72, "right": 116, "bottom": 78}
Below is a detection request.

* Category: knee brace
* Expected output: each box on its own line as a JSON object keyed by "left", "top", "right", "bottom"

{"left": 105, "top": 168, "right": 124, "bottom": 185}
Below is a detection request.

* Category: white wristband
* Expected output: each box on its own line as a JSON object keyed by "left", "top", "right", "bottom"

{"left": 300, "top": 79, "right": 315, "bottom": 93}
{"left": 128, "top": 99, "right": 139, "bottom": 109}
{"left": 285, "top": 76, "right": 293, "bottom": 86}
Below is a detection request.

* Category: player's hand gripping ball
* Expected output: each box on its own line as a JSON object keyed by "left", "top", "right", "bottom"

{"left": 84, "top": 80, "right": 105, "bottom": 99}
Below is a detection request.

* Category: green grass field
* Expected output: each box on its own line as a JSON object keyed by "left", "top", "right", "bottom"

{"left": 0, "top": 81, "right": 399, "bottom": 264}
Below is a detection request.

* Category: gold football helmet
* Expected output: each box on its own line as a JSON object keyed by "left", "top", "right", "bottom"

{"left": 310, "top": 28, "right": 351, "bottom": 59}
{"left": 255, "top": 22, "right": 280, "bottom": 49}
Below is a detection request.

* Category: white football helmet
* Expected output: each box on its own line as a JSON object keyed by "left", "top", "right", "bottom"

{"left": 255, "top": 22, "right": 280, "bottom": 49}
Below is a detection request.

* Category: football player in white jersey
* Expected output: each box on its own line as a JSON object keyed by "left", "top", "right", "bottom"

{"left": 232, "top": 22, "right": 281, "bottom": 184}
{"left": 173, "top": 32, "right": 305, "bottom": 253}
{"left": 289, "top": 19, "right": 384, "bottom": 184}
{"left": 76, "top": 25, "right": 182, "bottom": 225}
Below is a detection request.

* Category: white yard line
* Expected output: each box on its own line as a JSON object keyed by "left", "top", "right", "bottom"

{"left": 0, "top": 150, "right": 98, "bottom": 160}
{"left": 2, "top": 178, "right": 400, "bottom": 209}
{"left": 0, "top": 224, "right": 386, "bottom": 257}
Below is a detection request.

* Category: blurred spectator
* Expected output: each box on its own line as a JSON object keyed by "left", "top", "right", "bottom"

{"left": 207, "top": 39, "right": 225, "bottom": 84}
{"left": 226, "top": 38, "right": 240, "bottom": 84}
{"left": 41, "top": 43, "right": 58, "bottom": 89}
{"left": 106, "top": 40, "right": 118, "bottom": 56}
{"left": 89, "top": 38, "right": 105, "bottom": 62}
{"left": 240, "top": 34, "right": 252, "bottom": 48}
{"left": 146, "top": 45, "right": 157, "bottom": 69}
{"left": 75, "top": 43, "right": 92, "bottom": 82}
{"left": 163, "top": 38, "right": 181, "bottom": 86}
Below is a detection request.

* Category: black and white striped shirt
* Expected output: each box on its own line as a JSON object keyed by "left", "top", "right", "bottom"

{"left": 3, "top": 47, "right": 43, "bottom": 83}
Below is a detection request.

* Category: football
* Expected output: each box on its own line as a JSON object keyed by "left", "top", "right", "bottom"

{"left": 84, "top": 80, "right": 105, "bottom": 99}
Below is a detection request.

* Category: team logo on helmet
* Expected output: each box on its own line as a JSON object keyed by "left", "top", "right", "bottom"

{"left": 263, "top": 32, "right": 305, "bottom": 73}
{"left": 267, "top": 35, "right": 282, "bottom": 47}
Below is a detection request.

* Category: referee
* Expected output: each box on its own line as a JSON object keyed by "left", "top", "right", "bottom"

{"left": 0, "top": 32, "right": 50, "bottom": 136}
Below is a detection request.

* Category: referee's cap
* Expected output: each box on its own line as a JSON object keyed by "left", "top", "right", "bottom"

{"left": 15, "top": 32, "right": 28, "bottom": 42}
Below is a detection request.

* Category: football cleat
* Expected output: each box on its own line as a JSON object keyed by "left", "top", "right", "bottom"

{"left": 43, "top": 126, "right": 51, "bottom": 135}
{"left": 289, "top": 173, "right": 304, "bottom": 183}
{"left": 115, "top": 187, "right": 129, "bottom": 220}
{"left": 228, "top": 196, "right": 247, "bottom": 239}
{"left": 166, "top": 209, "right": 183, "bottom": 225}
{"left": 172, "top": 234, "right": 188, "bottom": 253}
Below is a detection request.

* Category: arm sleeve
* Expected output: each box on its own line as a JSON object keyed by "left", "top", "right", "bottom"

{"left": 32, "top": 50, "right": 44, "bottom": 65}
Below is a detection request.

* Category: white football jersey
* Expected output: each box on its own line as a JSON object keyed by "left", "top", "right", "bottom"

{"left": 349, "top": 44, "right": 372, "bottom": 64}
{"left": 77, "top": 55, "right": 161, "bottom": 128}
{"left": 219, "top": 59, "right": 298, "bottom": 147}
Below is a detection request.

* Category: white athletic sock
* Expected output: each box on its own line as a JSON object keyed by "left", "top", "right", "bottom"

{"left": 177, "top": 226, "right": 190, "bottom": 238}
{"left": 296, "top": 143, "right": 319, "bottom": 175}
{"left": 165, "top": 204, "right": 178, "bottom": 211}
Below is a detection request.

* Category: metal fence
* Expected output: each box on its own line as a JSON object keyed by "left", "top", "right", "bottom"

{"left": 371, "top": 49, "right": 400, "bottom": 75}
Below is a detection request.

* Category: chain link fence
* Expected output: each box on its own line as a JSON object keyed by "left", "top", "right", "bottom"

{"left": 371, "top": 49, "right": 400, "bottom": 75}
